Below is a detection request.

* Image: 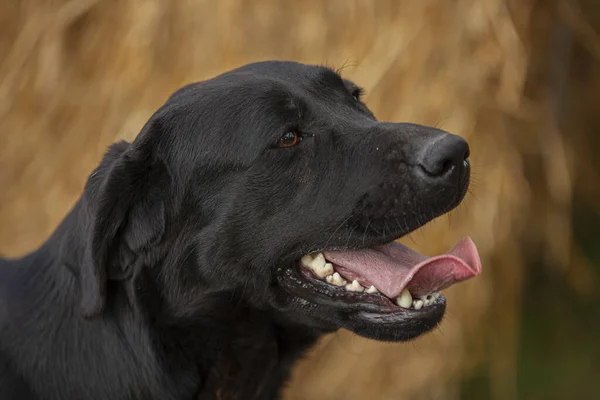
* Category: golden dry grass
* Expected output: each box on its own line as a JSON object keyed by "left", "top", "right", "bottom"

{"left": 1, "top": 1, "right": 599, "bottom": 399}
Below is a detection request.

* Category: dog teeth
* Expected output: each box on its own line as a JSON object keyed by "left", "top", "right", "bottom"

{"left": 310, "top": 260, "right": 442, "bottom": 310}
{"left": 365, "top": 285, "right": 379, "bottom": 294}
{"left": 301, "top": 253, "right": 333, "bottom": 278}
{"left": 301, "top": 252, "right": 440, "bottom": 309}
{"left": 325, "top": 272, "right": 347, "bottom": 286}
{"left": 396, "top": 288, "right": 413, "bottom": 308}
{"left": 413, "top": 292, "right": 442, "bottom": 309}
{"left": 396, "top": 290, "right": 442, "bottom": 309}
{"left": 345, "top": 280, "right": 365, "bottom": 292}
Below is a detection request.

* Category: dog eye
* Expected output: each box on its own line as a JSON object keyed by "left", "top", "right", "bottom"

{"left": 278, "top": 130, "right": 300, "bottom": 148}
{"left": 351, "top": 88, "right": 364, "bottom": 102}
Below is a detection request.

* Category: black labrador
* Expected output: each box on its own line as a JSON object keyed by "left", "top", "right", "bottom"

{"left": 0, "top": 61, "right": 481, "bottom": 399}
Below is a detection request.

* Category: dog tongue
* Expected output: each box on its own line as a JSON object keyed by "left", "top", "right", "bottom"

{"left": 323, "top": 237, "right": 481, "bottom": 298}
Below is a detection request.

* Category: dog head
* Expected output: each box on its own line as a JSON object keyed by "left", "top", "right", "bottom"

{"left": 79, "top": 61, "right": 481, "bottom": 341}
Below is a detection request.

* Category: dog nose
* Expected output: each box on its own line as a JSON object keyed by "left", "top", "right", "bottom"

{"left": 418, "top": 134, "right": 470, "bottom": 177}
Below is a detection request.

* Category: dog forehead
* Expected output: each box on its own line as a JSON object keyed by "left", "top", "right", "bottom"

{"left": 215, "top": 61, "right": 350, "bottom": 98}
{"left": 169, "top": 62, "right": 355, "bottom": 119}
{"left": 228, "top": 60, "right": 341, "bottom": 82}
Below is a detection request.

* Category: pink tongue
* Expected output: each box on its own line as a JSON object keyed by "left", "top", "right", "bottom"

{"left": 323, "top": 237, "right": 481, "bottom": 298}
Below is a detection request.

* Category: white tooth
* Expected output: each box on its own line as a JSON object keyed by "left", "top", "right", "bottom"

{"left": 300, "top": 254, "right": 314, "bottom": 266}
{"left": 326, "top": 272, "right": 346, "bottom": 286}
{"left": 345, "top": 280, "right": 365, "bottom": 292}
{"left": 307, "top": 253, "right": 326, "bottom": 270}
{"left": 305, "top": 253, "right": 333, "bottom": 278}
{"left": 320, "top": 262, "right": 334, "bottom": 277}
{"left": 366, "top": 285, "right": 379, "bottom": 294}
{"left": 422, "top": 295, "right": 432, "bottom": 306}
{"left": 413, "top": 300, "right": 423, "bottom": 310}
{"left": 396, "top": 288, "right": 412, "bottom": 308}
{"left": 311, "top": 262, "right": 334, "bottom": 278}
{"left": 334, "top": 272, "right": 347, "bottom": 286}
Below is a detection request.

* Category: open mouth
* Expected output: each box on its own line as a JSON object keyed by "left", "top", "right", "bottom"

{"left": 284, "top": 237, "right": 481, "bottom": 314}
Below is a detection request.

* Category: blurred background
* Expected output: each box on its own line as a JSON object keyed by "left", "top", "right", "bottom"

{"left": 1, "top": 0, "right": 599, "bottom": 399}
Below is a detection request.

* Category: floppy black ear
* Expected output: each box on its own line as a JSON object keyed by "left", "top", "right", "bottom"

{"left": 80, "top": 133, "right": 170, "bottom": 319}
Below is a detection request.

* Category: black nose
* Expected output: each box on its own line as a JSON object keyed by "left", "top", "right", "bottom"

{"left": 418, "top": 134, "right": 470, "bottom": 177}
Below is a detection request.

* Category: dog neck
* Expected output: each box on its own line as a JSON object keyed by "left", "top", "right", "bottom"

{"left": 0, "top": 205, "right": 322, "bottom": 399}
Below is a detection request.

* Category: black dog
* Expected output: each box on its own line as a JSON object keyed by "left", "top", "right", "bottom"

{"left": 0, "top": 61, "right": 481, "bottom": 399}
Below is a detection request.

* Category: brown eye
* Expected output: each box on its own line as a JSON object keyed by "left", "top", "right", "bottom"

{"left": 278, "top": 130, "right": 300, "bottom": 148}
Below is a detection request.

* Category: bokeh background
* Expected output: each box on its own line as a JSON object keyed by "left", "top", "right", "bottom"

{"left": 1, "top": 0, "right": 599, "bottom": 399}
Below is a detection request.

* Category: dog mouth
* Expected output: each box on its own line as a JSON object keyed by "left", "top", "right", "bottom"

{"left": 280, "top": 237, "right": 481, "bottom": 315}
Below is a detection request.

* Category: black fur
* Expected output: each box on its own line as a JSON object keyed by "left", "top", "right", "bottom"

{"left": 0, "top": 61, "right": 470, "bottom": 399}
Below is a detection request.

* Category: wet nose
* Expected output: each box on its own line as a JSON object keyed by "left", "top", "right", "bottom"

{"left": 418, "top": 134, "right": 470, "bottom": 177}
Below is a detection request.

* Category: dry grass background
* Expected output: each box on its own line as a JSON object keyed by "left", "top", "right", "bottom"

{"left": 1, "top": 0, "right": 599, "bottom": 399}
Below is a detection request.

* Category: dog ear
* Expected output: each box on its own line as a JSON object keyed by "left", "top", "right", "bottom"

{"left": 80, "top": 127, "right": 171, "bottom": 318}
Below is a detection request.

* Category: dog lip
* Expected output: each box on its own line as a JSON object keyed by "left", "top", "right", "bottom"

{"left": 276, "top": 260, "right": 447, "bottom": 317}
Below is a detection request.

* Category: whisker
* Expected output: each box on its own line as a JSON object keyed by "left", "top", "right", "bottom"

{"left": 361, "top": 219, "right": 371, "bottom": 246}
{"left": 322, "top": 210, "right": 359, "bottom": 251}
{"left": 345, "top": 224, "right": 358, "bottom": 249}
